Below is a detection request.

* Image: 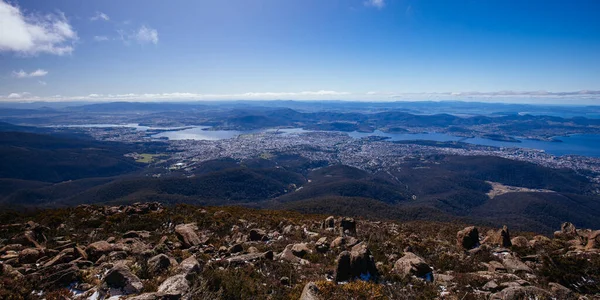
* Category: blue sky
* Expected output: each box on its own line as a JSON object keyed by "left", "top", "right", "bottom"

{"left": 1, "top": 0, "right": 599, "bottom": 103}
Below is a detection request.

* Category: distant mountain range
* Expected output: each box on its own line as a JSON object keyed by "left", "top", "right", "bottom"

{"left": 1, "top": 103, "right": 599, "bottom": 141}
{"left": 1, "top": 100, "right": 600, "bottom": 117}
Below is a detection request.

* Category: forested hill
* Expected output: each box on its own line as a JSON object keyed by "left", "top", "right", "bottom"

{"left": 0, "top": 132, "right": 142, "bottom": 183}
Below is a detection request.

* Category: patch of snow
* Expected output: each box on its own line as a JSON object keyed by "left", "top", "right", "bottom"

{"left": 87, "top": 291, "right": 100, "bottom": 300}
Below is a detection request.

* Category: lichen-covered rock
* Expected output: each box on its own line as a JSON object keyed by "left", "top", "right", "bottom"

{"left": 501, "top": 254, "right": 532, "bottom": 273}
{"left": 177, "top": 255, "right": 202, "bottom": 275}
{"left": 226, "top": 251, "right": 274, "bottom": 265}
{"left": 322, "top": 216, "right": 335, "bottom": 229}
{"left": 175, "top": 223, "right": 202, "bottom": 248}
{"left": 86, "top": 241, "right": 113, "bottom": 261}
{"left": 279, "top": 244, "right": 310, "bottom": 265}
{"left": 530, "top": 235, "right": 551, "bottom": 248}
{"left": 457, "top": 226, "right": 480, "bottom": 250}
{"left": 127, "top": 293, "right": 159, "bottom": 300}
{"left": 393, "top": 252, "right": 433, "bottom": 280}
{"left": 485, "top": 226, "right": 511, "bottom": 247}
{"left": 147, "top": 254, "right": 171, "bottom": 275}
{"left": 123, "top": 231, "right": 151, "bottom": 239}
{"left": 300, "top": 281, "right": 321, "bottom": 300}
{"left": 157, "top": 274, "right": 189, "bottom": 296}
{"left": 18, "top": 248, "right": 42, "bottom": 264}
{"left": 482, "top": 280, "right": 500, "bottom": 292}
{"left": 554, "top": 222, "right": 578, "bottom": 239}
{"left": 291, "top": 243, "right": 310, "bottom": 258}
{"left": 31, "top": 262, "right": 80, "bottom": 290}
{"left": 510, "top": 236, "right": 530, "bottom": 248}
{"left": 11, "top": 231, "right": 42, "bottom": 248}
{"left": 157, "top": 274, "right": 190, "bottom": 298}
{"left": 315, "top": 237, "right": 329, "bottom": 253}
{"left": 334, "top": 243, "right": 378, "bottom": 282}
{"left": 103, "top": 264, "right": 143, "bottom": 295}
{"left": 585, "top": 230, "right": 600, "bottom": 250}
{"left": 340, "top": 217, "right": 357, "bottom": 236}
{"left": 249, "top": 228, "right": 268, "bottom": 241}
{"left": 490, "top": 286, "right": 552, "bottom": 300}
{"left": 330, "top": 236, "right": 359, "bottom": 249}
{"left": 549, "top": 282, "right": 574, "bottom": 298}
{"left": 43, "top": 248, "right": 76, "bottom": 267}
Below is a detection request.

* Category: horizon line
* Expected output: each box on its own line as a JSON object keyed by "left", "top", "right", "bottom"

{"left": 1, "top": 99, "right": 599, "bottom": 107}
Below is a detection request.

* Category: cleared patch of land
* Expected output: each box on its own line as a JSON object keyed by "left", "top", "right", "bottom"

{"left": 486, "top": 181, "right": 555, "bottom": 199}
{"left": 135, "top": 153, "right": 162, "bottom": 163}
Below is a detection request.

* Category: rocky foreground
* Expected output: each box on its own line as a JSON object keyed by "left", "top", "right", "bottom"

{"left": 1, "top": 203, "right": 599, "bottom": 300}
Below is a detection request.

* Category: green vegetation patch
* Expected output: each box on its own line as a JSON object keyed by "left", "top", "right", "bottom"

{"left": 135, "top": 153, "right": 164, "bottom": 163}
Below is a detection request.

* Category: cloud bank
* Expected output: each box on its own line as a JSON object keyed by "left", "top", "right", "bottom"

{"left": 1, "top": 90, "right": 599, "bottom": 103}
{"left": 80, "top": 90, "right": 349, "bottom": 101}
{"left": 12, "top": 69, "right": 48, "bottom": 78}
{"left": 446, "top": 90, "right": 600, "bottom": 97}
{"left": 6, "top": 92, "right": 31, "bottom": 99}
{"left": 0, "top": 0, "right": 77, "bottom": 55}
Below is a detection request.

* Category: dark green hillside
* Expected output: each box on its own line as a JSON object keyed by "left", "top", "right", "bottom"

{"left": 267, "top": 153, "right": 328, "bottom": 174}
{"left": 61, "top": 167, "right": 305, "bottom": 206}
{"left": 393, "top": 155, "right": 592, "bottom": 195}
{"left": 309, "top": 165, "right": 371, "bottom": 182}
{"left": 275, "top": 165, "right": 410, "bottom": 204}
{"left": 192, "top": 158, "right": 241, "bottom": 174}
{"left": 440, "top": 156, "right": 593, "bottom": 193}
{"left": 277, "top": 180, "right": 409, "bottom": 204}
{"left": 0, "top": 132, "right": 142, "bottom": 182}
{"left": 2, "top": 177, "right": 117, "bottom": 205}
{"left": 470, "top": 192, "right": 600, "bottom": 233}
{"left": 271, "top": 196, "right": 460, "bottom": 224}
{"left": 0, "top": 121, "right": 45, "bottom": 133}
{"left": 0, "top": 178, "right": 50, "bottom": 196}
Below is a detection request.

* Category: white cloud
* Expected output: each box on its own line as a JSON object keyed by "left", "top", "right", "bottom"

{"left": 90, "top": 11, "right": 109, "bottom": 22}
{"left": 30, "top": 69, "right": 48, "bottom": 77}
{"left": 118, "top": 25, "right": 159, "bottom": 45}
{"left": 38, "top": 80, "right": 47, "bottom": 85}
{"left": 135, "top": 25, "right": 159, "bottom": 45}
{"left": 93, "top": 35, "right": 109, "bottom": 42}
{"left": 12, "top": 70, "right": 27, "bottom": 78}
{"left": 0, "top": 0, "right": 78, "bottom": 55}
{"left": 444, "top": 90, "right": 600, "bottom": 97}
{"left": 12, "top": 69, "right": 48, "bottom": 78}
{"left": 0, "top": 91, "right": 351, "bottom": 102}
{"left": 241, "top": 91, "right": 350, "bottom": 97}
{"left": 366, "top": 91, "right": 394, "bottom": 96}
{"left": 7, "top": 92, "right": 30, "bottom": 99}
{"left": 365, "top": 0, "right": 385, "bottom": 9}
{"left": 2, "top": 90, "right": 600, "bottom": 103}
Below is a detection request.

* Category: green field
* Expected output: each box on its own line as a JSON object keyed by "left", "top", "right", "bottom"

{"left": 135, "top": 153, "right": 163, "bottom": 163}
